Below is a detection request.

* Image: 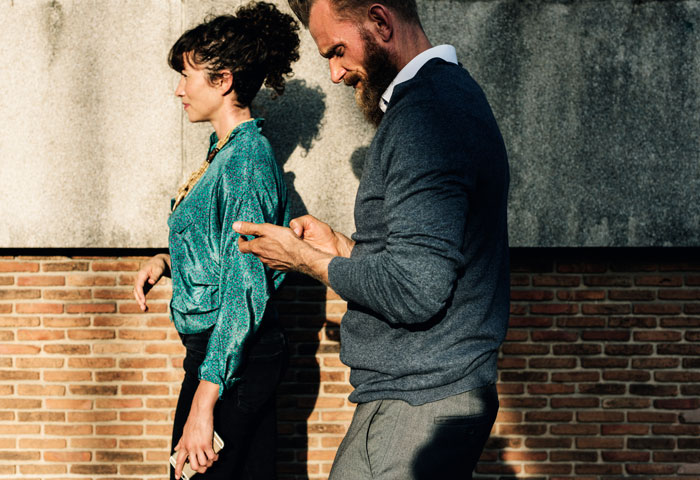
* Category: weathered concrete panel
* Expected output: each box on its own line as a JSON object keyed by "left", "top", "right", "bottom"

{"left": 0, "top": 0, "right": 183, "bottom": 247}
{"left": 1, "top": 0, "right": 698, "bottom": 247}
{"left": 421, "top": 0, "right": 700, "bottom": 246}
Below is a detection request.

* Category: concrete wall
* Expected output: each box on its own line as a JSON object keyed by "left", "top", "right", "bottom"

{"left": 1, "top": 0, "right": 698, "bottom": 247}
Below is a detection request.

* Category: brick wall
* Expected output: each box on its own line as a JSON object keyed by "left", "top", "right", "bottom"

{"left": 0, "top": 250, "right": 699, "bottom": 479}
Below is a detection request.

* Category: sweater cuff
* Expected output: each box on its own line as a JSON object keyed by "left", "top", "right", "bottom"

{"left": 328, "top": 256, "right": 354, "bottom": 301}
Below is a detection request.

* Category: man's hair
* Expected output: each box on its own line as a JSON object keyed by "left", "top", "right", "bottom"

{"left": 288, "top": 0, "right": 420, "bottom": 28}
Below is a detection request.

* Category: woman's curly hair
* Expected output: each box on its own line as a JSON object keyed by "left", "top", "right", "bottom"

{"left": 169, "top": 2, "right": 300, "bottom": 106}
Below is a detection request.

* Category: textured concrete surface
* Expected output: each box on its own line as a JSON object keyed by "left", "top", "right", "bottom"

{"left": 0, "top": 0, "right": 183, "bottom": 247}
{"left": 1, "top": 0, "right": 698, "bottom": 247}
{"left": 421, "top": 0, "right": 700, "bottom": 246}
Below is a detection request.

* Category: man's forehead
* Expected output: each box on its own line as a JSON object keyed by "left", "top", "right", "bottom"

{"left": 308, "top": 0, "right": 354, "bottom": 52}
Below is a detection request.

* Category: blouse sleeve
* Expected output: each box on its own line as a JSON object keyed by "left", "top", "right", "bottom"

{"left": 197, "top": 139, "right": 287, "bottom": 398}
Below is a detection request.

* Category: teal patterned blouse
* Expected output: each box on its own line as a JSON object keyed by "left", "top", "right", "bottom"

{"left": 167, "top": 119, "right": 290, "bottom": 397}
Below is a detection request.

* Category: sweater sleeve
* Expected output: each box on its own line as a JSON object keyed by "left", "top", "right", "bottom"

{"left": 198, "top": 139, "right": 286, "bottom": 397}
{"left": 328, "top": 103, "right": 472, "bottom": 325}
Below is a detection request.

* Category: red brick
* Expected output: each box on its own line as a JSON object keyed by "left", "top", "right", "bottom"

{"left": 501, "top": 344, "right": 549, "bottom": 355}
{"left": 602, "top": 424, "right": 649, "bottom": 435}
{"left": 602, "top": 397, "right": 651, "bottom": 409}
{"left": 526, "top": 438, "right": 572, "bottom": 449}
{"left": 551, "top": 372, "right": 599, "bottom": 383}
{"left": 17, "top": 276, "right": 65, "bottom": 286}
{"left": 657, "top": 344, "right": 700, "bottom": 355}
{"left": 655, "top": 371, "right": 700, "bottom": 382}
{"left": 549, "top": 450, "right": 598, "bottom": 462}
{"left": 43, "top": 316, "right": 91, "bottom": 327}
{"left": 91, "top": 261, "right": 140, "bottom": 271}
{"left": 576, "top": 437, "right": 624, "bottom": 449}
{"left": 15, "top": 303, "right": 63, "bottom": 314}
{"left": 581, "top": 330, "right": 630, "bottom": 341}
{"left": 508, "top": 316, "right": 553, "bottom": 328}
{"left": 0, "top": 344, "right": 41, "bottom": 355}
{"left": 557, "top": 317, "right": 606, "bottom": 328}
{"left": 658, "top": 289, "right": 700, "bottom": 300}
{"left": 577, "top": 411, "right": 624, "bottom": 423}
{"left": 632, "top": 357, "right": 679, "bottom": 369}
{"left": 557, "top": 290, "right": 605, "bottom": 301}
{"left": 524, "top": 464, "right": 572, "bottom": 475}
{"left": 531, "top": 331, "right": 578, "bottom": 342}
{"left": 550, "top": 397, "right": 600, "bottom": 409}
{"left": 524, "top": 411, "right": 573, "bottom": 422}
{"left": 602, "top": 370, "right": 651, "bottom": 382}
{"left": 661, "top": 316, "right": 700, "bottom": 327}
{"left": 636, "top": 275, "right": 683, "bottom": 286}
{"left": 528, "top": 358, "right": 576, "bottom": 369}
{"left": 0, "top": 288, "right": 41, "bottom": 300}
{"left": 626, "top": 464, "right": 676, "bottom": 475}
{"left": 578, "top": 383, "right": 626, "bottom": 395}
{"left": 654, "top": 451, "right": 700, "bottom": 462}
{"left": 634, "top": 303, "right": 683, "bottom": 315}
{"left": 655, "top": 398, "right": 700, "bottom": 410}
{"left": 550, "top": 424, "right": 598, "bottom": 435}
{"left": 17, "top": 329, "right": 64, "bottom": 341}
{"left": 533, "top": 275, "right": 581, "bottom": 287}
{"left": 635, "top": 330, "right": 683, "bottom": 342}
{"left": 67, "top": 329, "right": 116, "bottom": 340}
{"left": 43, "top": 344, "right": 90, "bottom": 355}
{"left": 42, "top": 261, "right": 89, "bottom": 272}
{"left": 70, "top": 464, "right": 118, "bottom": 474}
{"left": 552, "top": 344, "right": 601, "bottom": 356}
{"left": 65, "top": 303, "right": 116, "bottom": 314}
{"left": 66, "top": 274, "right": 116, "bottom": 286}
{"left": 0, "top": 316, "right": 40, "bottom": 327}
{"left": 44, "top": 451, "right": 91, "bottom": 462}
{"left": 527, "top": 384, "right": 575, "bottom": 395}
{"left": 608, "top": 289, "right": 655, "bottom": 300}
{"left": 628, "top": 411, "right": 677, "bottom": 423}
{"left": 501, "top": 372, "right": 547, "bottom": 382}
{"left": 0, "top": 261, "right": 39, "bottom": 272}
{"left": 604, "top": 344, "right": 653, "bottom": 356}
{"left": 584, "top": 275, "right": 632, "bottom": 286}
{"left": 582, "top": 303, "right": 631, "bottom": 315}
{"left": 530, "top": 304, "right": 578, "bottom": 315}
{"left": 602, "top": 451, "right": 650, "bottom": 462}
{"left": 510, "top": 290, "right": 554, "bottom": 301}
{"left": 609, "top": 316, "right": 657, "bottom": 328}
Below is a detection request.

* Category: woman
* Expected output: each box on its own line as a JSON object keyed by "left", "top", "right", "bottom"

{"left": 132, "top": 3, "right": 299, "bottom": 479}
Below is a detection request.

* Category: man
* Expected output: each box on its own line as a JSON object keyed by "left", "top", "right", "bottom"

{"left": 233, "top": 0, "right": 510, "bottom": 478}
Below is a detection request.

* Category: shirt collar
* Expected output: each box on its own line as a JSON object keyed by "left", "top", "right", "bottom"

{"left": 379, "top": 45, "right": 458, "bottom": 113}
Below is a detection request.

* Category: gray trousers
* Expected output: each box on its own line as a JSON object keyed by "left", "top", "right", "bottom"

{"left": 329, "top": 384, "right": 498, "bottom": 480}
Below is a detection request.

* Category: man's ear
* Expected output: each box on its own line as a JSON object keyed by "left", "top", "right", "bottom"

{"left": 367, "top": 4, "right": 393, "bottom": 42}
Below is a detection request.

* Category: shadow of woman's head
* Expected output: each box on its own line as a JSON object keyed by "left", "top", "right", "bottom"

{"left": 254, "top": 78, "right": 326, "bottom": 165}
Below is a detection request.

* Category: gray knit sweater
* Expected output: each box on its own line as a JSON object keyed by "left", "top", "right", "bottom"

{"left": 328, "top": 58, "right": 510, "bottom": 406}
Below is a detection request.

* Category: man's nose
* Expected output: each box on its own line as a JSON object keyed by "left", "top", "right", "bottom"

{"left": 329, "top": 58, "right": 346, "bottom": 84}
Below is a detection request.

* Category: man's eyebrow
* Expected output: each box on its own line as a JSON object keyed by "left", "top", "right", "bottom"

{"left": 320, "top": 44, "right": 341, "bottom": 59}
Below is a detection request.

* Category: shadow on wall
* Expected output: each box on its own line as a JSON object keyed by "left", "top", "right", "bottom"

{"left": 254, "top": 79, "right": 328, "bottom": 479}
{"left": 349, "top": 145, "right": 369, "bottom": 180}
{"left": 255, "top": 79, "right": 326, "bottom": 218}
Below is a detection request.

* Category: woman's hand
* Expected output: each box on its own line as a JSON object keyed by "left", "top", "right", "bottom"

{"left": 173, "top": 380, "right": 220, "bottom": 479}
{"left": 133, "top": 254, "right": 171, "bottom": 312}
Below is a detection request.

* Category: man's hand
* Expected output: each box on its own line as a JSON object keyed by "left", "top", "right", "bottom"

{"left": 233, "top": 221, "right": 334, "bottom": 285}
{"left": 133, "top": 254, "right": 170, "bottom": 312}
{"left": 173, "top": 381, "right": 219, "bottom": 479}
{"left": 290, "top": 215, "right": 355, "bottom": 258}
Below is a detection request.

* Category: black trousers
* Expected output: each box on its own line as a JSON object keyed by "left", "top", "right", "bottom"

{"left": 171, "top": 325, "right": 287, "bottom": 480}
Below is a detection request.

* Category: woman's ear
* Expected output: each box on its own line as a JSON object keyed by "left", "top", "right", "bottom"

{"left": 217, "top": 70, "right": 234, "bottom": 95}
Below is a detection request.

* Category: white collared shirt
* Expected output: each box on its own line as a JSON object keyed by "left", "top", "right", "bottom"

{"left": 379, "top": 44, "right": 458, "bottom": 113}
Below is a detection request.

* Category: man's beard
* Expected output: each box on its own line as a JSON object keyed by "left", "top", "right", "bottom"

{"left": 346, "top": 29, "right": 398, "bottom": 127}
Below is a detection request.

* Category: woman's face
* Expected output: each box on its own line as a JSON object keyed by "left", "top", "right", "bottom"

{"left": 174, "top": 54, "right": 226, "bottom": 124}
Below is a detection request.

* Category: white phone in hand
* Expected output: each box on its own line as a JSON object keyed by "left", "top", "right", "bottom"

{"left": 169, "top": 431, "right": 224, "bottom": 480}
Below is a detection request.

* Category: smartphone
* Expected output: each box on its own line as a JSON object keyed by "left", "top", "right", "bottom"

{"left": 169, "top": 431, "right": 224, "bottom": 480}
